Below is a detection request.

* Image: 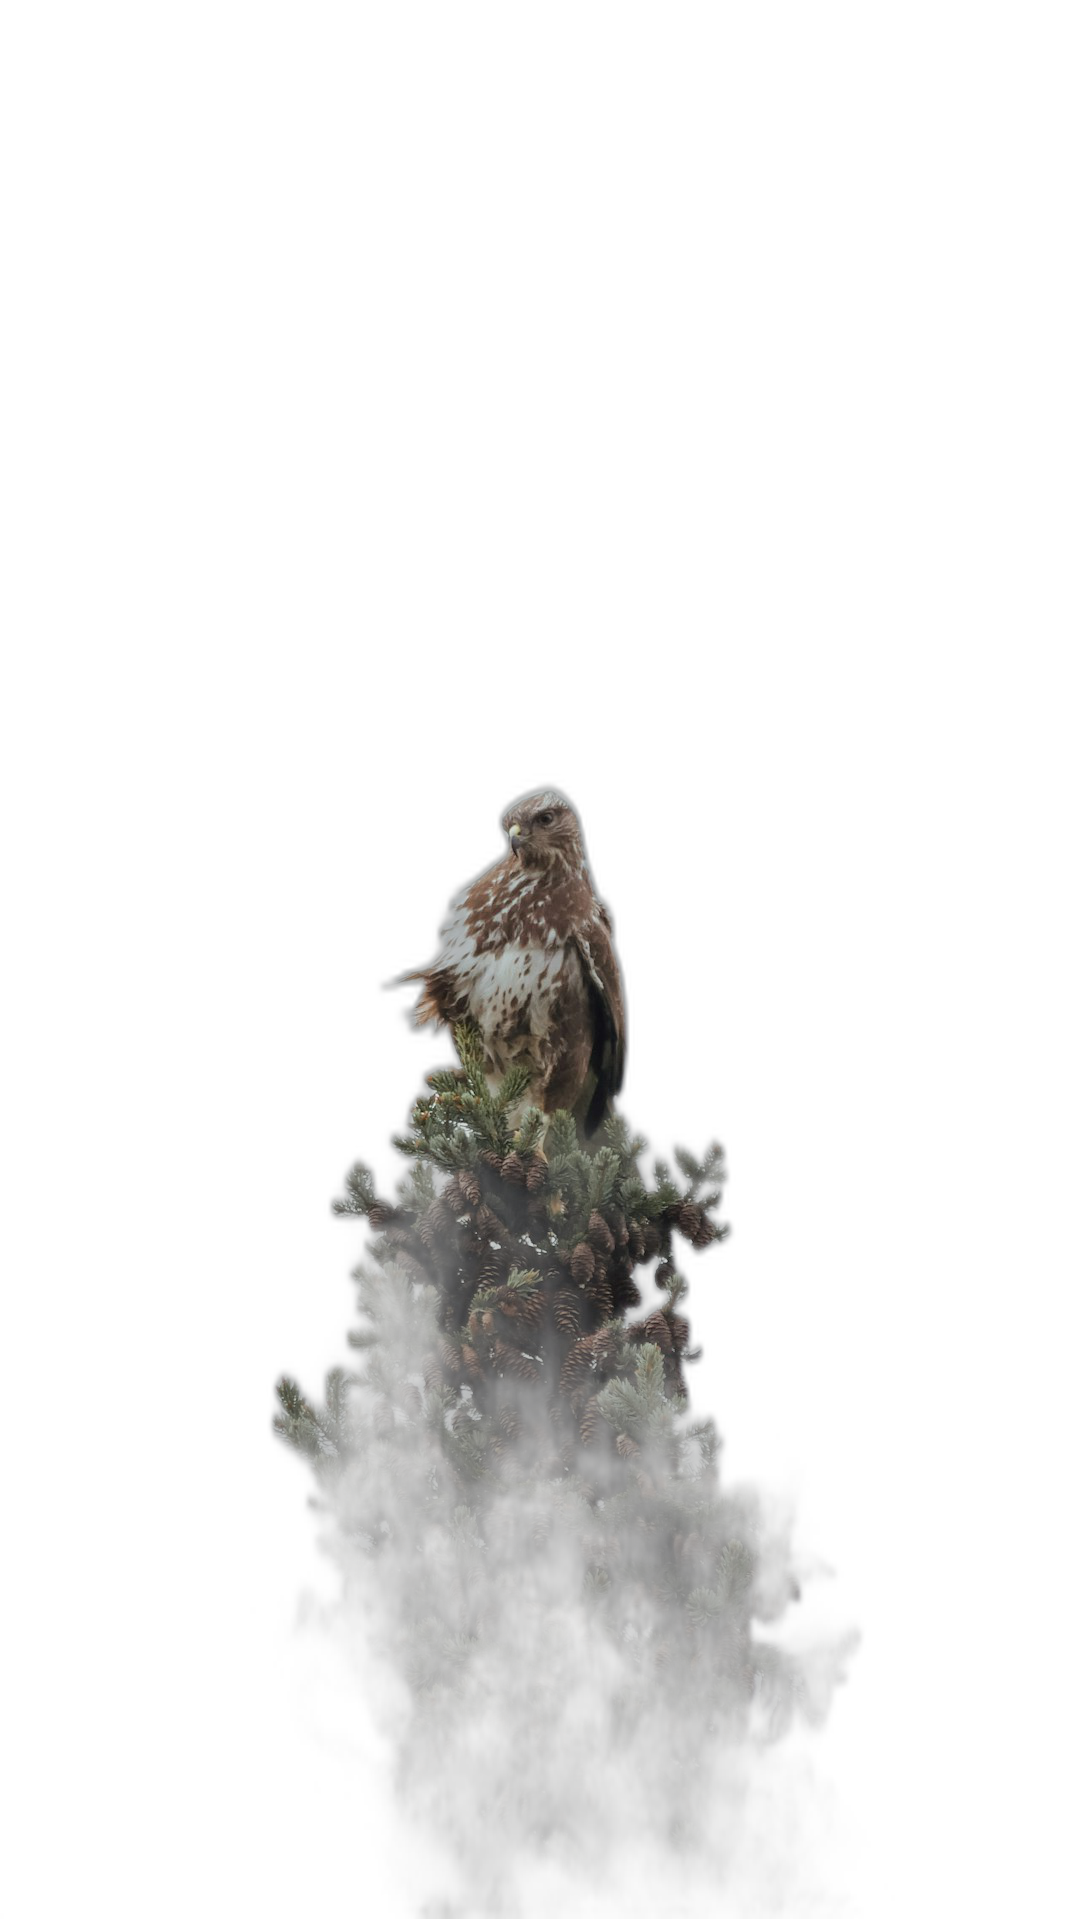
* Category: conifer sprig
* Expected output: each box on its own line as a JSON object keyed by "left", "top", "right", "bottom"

{"left": 274, "top": 1097, "right": 859, "bottom": 1919}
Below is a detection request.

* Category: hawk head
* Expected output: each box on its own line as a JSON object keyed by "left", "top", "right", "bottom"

{"left": 501, "top": 789, "right": 583, "bottom": 871}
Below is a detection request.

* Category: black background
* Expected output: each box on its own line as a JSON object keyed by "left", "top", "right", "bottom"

{"left": 238, "top": 733, "right": 905, "bottom": 1903}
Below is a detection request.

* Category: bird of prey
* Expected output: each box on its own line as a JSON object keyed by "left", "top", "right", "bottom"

{"left": 402, "top": 790, "right": 625, "bottom": 1136}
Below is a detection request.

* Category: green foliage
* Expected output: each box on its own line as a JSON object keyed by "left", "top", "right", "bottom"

{"left": 595, "top": 1343, "right": 674, "bottom": 1441}
{"left": 272, "top": 1082, "right": 863, "bottom": 1919}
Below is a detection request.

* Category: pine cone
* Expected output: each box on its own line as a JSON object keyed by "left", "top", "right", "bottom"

{"left": 544, "top": 1389, "right": 571, "bottom": 1435}
{"left": 402, "top": 1383, "right": 422, "bottom": 1419}
{"left": 677, "top": 1201, "right": 704, "bottom": 1240}
{"left": 461, "top": 1344, "right": 481, "bottom": 1380}
{"left": 418, "top": 1350, "right": 443, "bottom": 1397}
{"left": 427, "top": 1189, "right": 456, "bottom": 1235}
{"left": 587, "top": 1277, "right": 614, "bottom": 1321}
{"left": 616, "top": 1432, "right": 639, "bottom": 1458}
{"left": 553, "top": 1289, "right": 581, "bottom": 1335}
{"left": 494, "top": 1339, "right": 539, "bottom": 1381}
{"left": 474, "top": 1204, "right": 501, "bottom": 1237}
{"left": 670, "top": 1314, "right": 690, "bottom": 1352}
{"left": 525, "top": 1158, "right": 548, "bottom": 1194}
{"left": 587, "top": 1211, "right": 615, "bottom": 1254}
{"left": 480, "top": 1249, "right": 507, "bottom": 1286}
{"left": 500, "top": 1151, "right": 526, "bottom": 1185}
{"left": 437, "top": 1336, "right": 461, "bottom": 1377}
{"left": 514, "top": 1288, "right": 545, "bottom": 1328}
{"left": 498, "top": 1397, "right": 533, "bottom": 1443}
{"left": 612, "top": 1276, "right": 642, "bottom": 1312}
{"left": 643, "top": 1310, "right": 673, "bottom": 1351}
{"left": 642, "top": 1222, "right": 662, "bottom": 1260}
{"left": 571, "top": 1241, "right": 596, "bottom": 1284}
{"left": 560, "top": 1337, "right": 592, "bottom": 1390}
{"left": 579, "top": 1397, "right": 600, "bottom": 1444}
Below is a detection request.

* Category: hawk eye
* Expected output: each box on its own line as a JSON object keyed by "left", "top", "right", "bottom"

{"left": 536, "top": 809, "right": 555, "bottom": 827}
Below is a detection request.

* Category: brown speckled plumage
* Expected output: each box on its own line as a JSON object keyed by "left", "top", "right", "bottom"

{"left": 402, "top": 790, "right": 625, "bottom": 1135}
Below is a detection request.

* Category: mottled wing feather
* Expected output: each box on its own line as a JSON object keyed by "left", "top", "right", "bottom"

{"left": 571, "top": 913, "right": 629, "bottom": 1097}
{"left": 402, "top": 831, "right": 625, "bottom": 1138}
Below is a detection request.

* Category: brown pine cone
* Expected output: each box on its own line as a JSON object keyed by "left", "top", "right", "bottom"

{"left": 570, "top": 1241, "right": 596, "bottom": 1284}
{"left": 525, "top": 1158, "right": 548, "bottom": 1193}
{"left": 498, "top": 1397, "right": 533, "bottom": 1443}
{"left": 583, "top": 1389, "right": 610, "bottom": 1443}
{"left": 677, "top": 1201, "right": 704, "bottom": 1240}
{"left": 615, "top": 1432, "right": 639, "bottom": 1458}
{"left": 643, "top": 1310, "right": 673, "bottom": 1351}
{"left": 553, "top": 1289, "right": 581, "bottom": 1334}
{"left": 494, "top": 1339, "right": 540, "bottom": 1381}
{"left": 461, "top": 1344, "right": 481, "bottom": 1380}
{"left": 500, "top": 1151, "right": 526, "bottom": 1185}
{"left": 515, "top": 1288, "right": 545, "bottom": 1328}
{"left": 587, "top": 1211, "right": 615, "bottom": 1254}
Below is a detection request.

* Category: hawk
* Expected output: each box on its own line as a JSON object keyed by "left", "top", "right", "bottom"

{"left": 402, "top": 790, "right": 625, "bottom": 1137}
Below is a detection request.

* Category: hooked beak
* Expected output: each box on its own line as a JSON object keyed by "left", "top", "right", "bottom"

{"left": 508, "top": 822, "right": 522, "bottom": 856}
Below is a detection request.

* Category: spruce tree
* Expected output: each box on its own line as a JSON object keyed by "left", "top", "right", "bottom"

{"left": 276, "top": 1025, "right": 848, "bottom": 1911}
